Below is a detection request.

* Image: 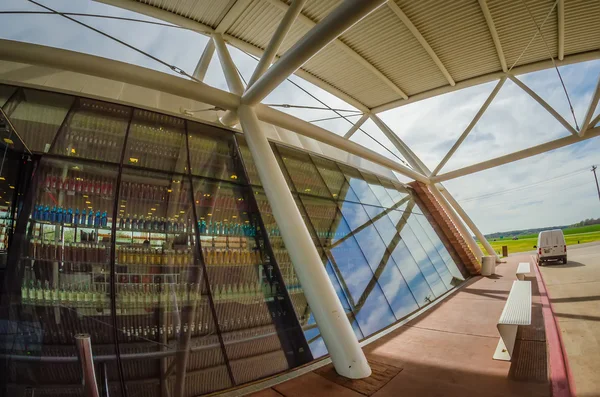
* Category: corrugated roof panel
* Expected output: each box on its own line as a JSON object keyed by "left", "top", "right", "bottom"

{"left": 303, "top": 44, "right": 400, "bottom": 108}
{"left": 395, "top": 0, "right": 501, "bottom": 82}
{"left": 301, "top": 0, "right": 341, "bottom": 22}
{"left": 138, "top": 0, "right": 235, "bottom": 27}
{"left": 340, "top": 5, "right": 447, "bottom": 96}
{"left": 564, "top": 0, "right": 600, "bottom": 56}
{"left": 227, "top": 0, "right": 311, "bottom": 54}
{"left": 489, "top": 0, "right": 558, "bottom": 68}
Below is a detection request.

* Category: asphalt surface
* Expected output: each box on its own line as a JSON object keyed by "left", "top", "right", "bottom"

{"left": 508, "top": 240, "right": 600, "bottom": 257}
{"left": 537, "top": 243, "right": 600, "bottom": 396}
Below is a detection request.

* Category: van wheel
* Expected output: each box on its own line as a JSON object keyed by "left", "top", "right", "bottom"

{"left": 538, "top": 260, "right": 543, "bottom": 266}
{"left": 562, "top": 257, "right": 567, "bottom": 264}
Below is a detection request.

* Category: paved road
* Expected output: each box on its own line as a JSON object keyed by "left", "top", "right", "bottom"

{"left": 508, "top": 240, "right": 600, "bottom": 257}
{"left": 538, "top": 243, "right": 600, "bottom": 396}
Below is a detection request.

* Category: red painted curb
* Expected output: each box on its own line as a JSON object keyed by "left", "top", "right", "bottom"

{"left": 531, "top": 255, "right": 576, "bottom": 397}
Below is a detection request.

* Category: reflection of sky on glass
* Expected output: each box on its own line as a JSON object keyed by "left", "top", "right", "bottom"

{"left": 408, "top": 216, "right": 454, "bottom": 289}
{"left": 400, "top": 220, "right": 447, "bottom": 297}
{"left": 354, "top": 281, "right": 396, "bottom": 336}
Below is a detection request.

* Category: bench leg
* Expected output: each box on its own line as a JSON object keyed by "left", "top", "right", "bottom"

{"left": 516, "top": 273, "right": 525, "bottom": 281}
{"left": 493, "top": 324, "right": 518, "bottom": 361}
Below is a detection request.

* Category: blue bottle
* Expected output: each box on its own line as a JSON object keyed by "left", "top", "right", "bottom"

{"left": 66, "top": 208, "right": 73, "bottom": 224}
{"left": 81, "top": 209, "right": 86, "bottom": 225}
{"left": 57, "top": 208, "right": 63, "bottom": 224}
{"left": 74, "top": 209, "right": 80, "bottom": 225}
{"left": 94, "top": 211, "right": 101, "bottom": 227}
{"left": 101, "top": 212, "right": 108, "bottom": 227}
{"left": 200, "top": 220, "right": 206, "bottom": 234}
{"left": 49, "top": 207, "right": 57, "bottom": 223}
{"left": 87, "top": 210, "right": 94, "bottom": 226}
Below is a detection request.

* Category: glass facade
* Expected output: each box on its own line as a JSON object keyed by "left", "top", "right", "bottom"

{"left": 0, "top": 84, "right": 466, "bottom": 396}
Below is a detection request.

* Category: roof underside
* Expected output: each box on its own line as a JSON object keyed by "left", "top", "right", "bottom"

{"left": 132, "top": 0, "right": 600, "bottom": 110}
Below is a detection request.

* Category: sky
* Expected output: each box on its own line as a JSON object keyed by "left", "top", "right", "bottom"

{"left": 1, "top": 0, "right": 599, "bottom": 235}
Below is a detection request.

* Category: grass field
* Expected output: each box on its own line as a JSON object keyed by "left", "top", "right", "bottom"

{"left": 478, "top": 225, "right": 600, "bottom": 256}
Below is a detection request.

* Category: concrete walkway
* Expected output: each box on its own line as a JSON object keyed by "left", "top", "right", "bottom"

{"left": 249, "top": 257, "right": 551, "bottom": 397}
{"left": 538, "top": 244, "right": 600, "bottom": 397}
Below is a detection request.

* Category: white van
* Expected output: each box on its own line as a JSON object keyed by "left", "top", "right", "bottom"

{"left": 535, "top": 229, "right": 567, "bottom": 265}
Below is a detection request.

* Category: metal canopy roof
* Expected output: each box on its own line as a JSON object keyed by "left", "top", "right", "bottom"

{"left": 121, "top": 0, "right": 600, "bottom": 112}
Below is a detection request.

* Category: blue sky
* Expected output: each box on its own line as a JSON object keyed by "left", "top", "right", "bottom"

{"left": 1, "top": 0, "right": 599, "bottom": 234}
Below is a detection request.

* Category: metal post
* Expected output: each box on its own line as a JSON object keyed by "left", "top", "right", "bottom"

{"left": 75, "top": 334, "right": 100, "bottom": 397}
{"left": 592, "top": 166, "right": 600, "bottom": 202}
{"left": 242, "top": 0, "right": 387, "bottom": 106}
{"left": 237, "top": 104, "right": 371, "bottom": 379}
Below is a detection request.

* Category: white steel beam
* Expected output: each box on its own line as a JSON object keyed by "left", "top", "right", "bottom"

{"left": 433, "top": 125, "right": 600, "bottom": 182}
{"left": 264, "top": 0, "right": 408, "bottom": 100}
{"left": 478, "top": 0, "right": 507, "bottom": 72}
{"left": 344, "top": 113, "right": 369, "bottom": 139}
{"left": 192, "top": 41, "right": 215, "bottom": 81}
{"left": 219, "top": 0, "right": 307, "bottom": 126}
{"left": 558, "top": 0, "right": 565, "bottom": 61}
{"left": 212, "top": 33, "right": 245, "bottom": 95}
{"left": 366, "top": 118, "right": 497, "bottom": 262}
{"left": 255, "top": 105, "right": 429, "bottom": 183}
{"left": 372, "top": 50, "right": 600, "bottom": 114}
{"left": 226, "top": 33, "right": 369, "bottom": 112}
{"left": 238, "top": 104, "right": 372, "bottom": 379}
{"left": 386, "top": 1, "right": 455, "bottom": 86}
{"left": 243, "top": 0, "right": 388, "bottom": 106}
{"left": 429, "top": 184, "right": 485, "bottom": 262}
{"left": 432, "top": 78, "right": 506, "bottom": 176}
{"left": 508, "top": 74, "right": 578, "bottom": 136}
{"left": 248, "top": 0, "right": 306, "bottom": 88}
{"left": 94, "top": 0, "right": 370, "bottom": 113}
{"left": 580, "top": 73, "right": 600, "bottom": 137}
{"left": 215, "top": 0, "right": 252, "bottom": 33}
{"left": 591, "top": 113, "right": 600, "bottom": 129}
{"left": 369, "top": 114, "right": 429, "bottom": 174}
{"left": 0, "top": 39, "right": 240, "bottom": 111}
{"left": 0, "top": 39, "right": 420, "bottom": 183}
{"left": 436, "top": 184, "right": 498, "bottom": 259}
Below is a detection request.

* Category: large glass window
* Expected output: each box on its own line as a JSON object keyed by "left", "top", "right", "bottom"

{"left": 50, "top": 98, "right": 131, "bottom": 163}
{"left": 124, "top": 110, "right": 186, "bottom": 173}
{"left": 0, "top": 87, "right": 468, "bottom": 396}
{"left": 2, "top": 88, "right": 74, "bottom": 153}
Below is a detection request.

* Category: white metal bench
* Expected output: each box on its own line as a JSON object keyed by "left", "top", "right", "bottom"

{"left": 493, "top": 280, "right": 531, "bottom": 361}
{"left": 516, "top": 262, "right": 531, "bottom": 280}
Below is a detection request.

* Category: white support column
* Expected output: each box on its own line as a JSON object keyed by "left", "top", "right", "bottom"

{"left": 215, "top": 31, "right": 371, "bottom": 379}
{"left": 580, "top": 72, "right": 600, "bottom": 137}
{"left": 248, "top": 0, "right": 306, "bottom": 87}
{"left": 192, "top": 41, "right": 215, "bottom": 81}
{"left": 508, "top": 74, "right": 578, "bottom": 136}
{"left": 220, "top": 0, "right": 307, "bottom": 126}
{"left": 369, "top": 114, "right": 429, "bottom": 174}
{"left": 212, "top": 33, "right": 245, "bottom": 95}
{"left": 436, "top": 184, "right": 498, "bottom": 260}
{"left": 429, "top": 184, "right": 485, "bottom": 262}
{"left": 242, "top": 0, "right": 387, "bottom": 106}
{"left": 238, "top": 105, "right": 371, "bottom": 379}
{"left": 344, "top": 113, "right": 369, "bottom": 139}
{"left": 432, "top": 77, "right": 506, "bottom": 176}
